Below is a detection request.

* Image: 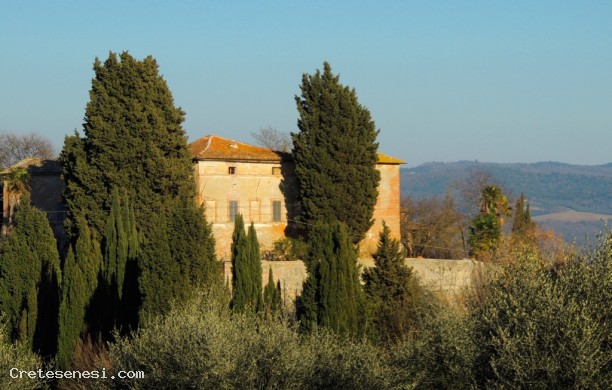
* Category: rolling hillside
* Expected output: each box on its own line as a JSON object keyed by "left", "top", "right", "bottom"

{"left": 401, "top": 161, "right": 612, "bottom": 243}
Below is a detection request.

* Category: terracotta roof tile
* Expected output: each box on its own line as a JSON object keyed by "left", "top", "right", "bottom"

{"left": 376, "top": 153, "right": 405, "bottom": 164}
{"left": 191, "top": 135, "right": 290, "bottom": 162}
{"left": 190, "top": 135, "right": 404, "bottom": 164}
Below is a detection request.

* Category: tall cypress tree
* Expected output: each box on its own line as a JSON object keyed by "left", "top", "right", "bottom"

{"left": 292, "top": 62, "right": 380, "bottom": 243}
{"left": 298, "top": 221, "right": 367, "bottom": 336}
{"left": 246, "top": 222, "right": 263, "bottom": 313}
{"left": 60, "top": 52, "right": 217, "bottom": 322}
{"left": 263, "top": 267, "right": 282, "bottom": 316}
{"left": 0, "top": 197, "right": 61, "bottom": 357}
{"left": 57, "top": 216, "right": 102, "bottom": 369}
{"left": 231, "top": 217, "right": 263, "bottom": 313}
{"left": 231, "top": 214, "right": 249, "bottom": 312}
{"left": 512, "top": 193, "right": 535, "bottom": 238}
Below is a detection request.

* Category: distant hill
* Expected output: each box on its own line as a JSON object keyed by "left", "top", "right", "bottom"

{"left": 401, "top": 161, "right": 612, "bottom": 243}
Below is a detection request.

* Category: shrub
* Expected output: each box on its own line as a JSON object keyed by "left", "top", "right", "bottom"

{"left": 0, "top": 320, "right": 46, "bottom": 390}
{"left": 106, "top": 288, "right": 388, "bottom": 389}
{"left": 470, "top": 231, "right": 611, "bottom": 388}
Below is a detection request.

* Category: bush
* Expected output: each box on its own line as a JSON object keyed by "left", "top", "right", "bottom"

{"left": 106, "top": 288, "right": 388, "bottom": 389}
{"left": 387, "top": 310, "right": 477, "bottom": 389}
{"left": 262, "top": 238, "right": 307, "bottom": 261}
{"left": 470, "top": 231, "right": 611, "bottom": 388}
{"left": 0, "top": 320, "right": 46, "bottom": 390}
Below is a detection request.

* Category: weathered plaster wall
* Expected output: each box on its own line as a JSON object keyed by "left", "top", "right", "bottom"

{"left": 195, "top": 160, "right": 298, "bottom": 260}
{"left": 222, "top": 258, "right": 483, "bottom": 303}
{"left": 359, "top": 164, "right": 402, "bottom": 255}
{"left": 196, "top": 160, "right": 402, "bottom": 259}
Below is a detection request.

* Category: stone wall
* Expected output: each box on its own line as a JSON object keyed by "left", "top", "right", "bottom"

{"left": 222, "top": 257, "right": 483, "bottom": 303}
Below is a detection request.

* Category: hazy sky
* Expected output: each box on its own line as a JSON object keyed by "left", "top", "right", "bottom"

{"left": 2, "top": 1, "right": 611, "bottom": 167}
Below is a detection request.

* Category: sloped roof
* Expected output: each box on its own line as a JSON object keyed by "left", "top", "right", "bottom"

{"left": 377, "top": 153, "right": 405, "bottom": 164}
{"left": 191, "top": 135, "right": 290, "bottom": 162}
{"left": 1, "top": 158, "right": 61, "bottom": 175}
{"left": 190, "top": 135, "right": 404, "bottom": 164}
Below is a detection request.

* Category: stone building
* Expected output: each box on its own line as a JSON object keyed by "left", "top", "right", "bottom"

{"left": 0, "top": 158, "right": 65, "bottom": 243}
{"left": 1, "top": 136, "right": 404, "bottom": 261}
{"left": 191, "top": 135, "right": 404, "bottom": 259}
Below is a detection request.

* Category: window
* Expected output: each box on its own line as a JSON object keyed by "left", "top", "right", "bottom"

{"left": 228, "top": 166, "right": 236, "bottom": 175}
{"left": 229, "top": 200, "right": 239, "bottom": 222}
{"left": 272, "top": 200, "right": 282, "bottom": 222}
{"left": 272, "top": 166, "right": 281, "bottom": 175}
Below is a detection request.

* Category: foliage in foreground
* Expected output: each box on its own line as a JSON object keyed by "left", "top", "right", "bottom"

{"left": 106, "top": 289, "right": 388, "bottom": 390}
{"left": 0, "top": 320, "right": 46, "bottom": 390}
{"left": 62, "top": 232, "right": 611, "bottom": 389}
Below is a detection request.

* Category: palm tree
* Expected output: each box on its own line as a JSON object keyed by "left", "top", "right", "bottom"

{"left": 4, "top": 167, "right": 30, "bottom": 227}
{"left": 479, "top": 185, "right": 511, "bottom": 223}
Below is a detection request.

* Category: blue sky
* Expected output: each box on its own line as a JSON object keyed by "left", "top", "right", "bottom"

{"left": 1, "top": 1, "right": 611, "bottom": 166}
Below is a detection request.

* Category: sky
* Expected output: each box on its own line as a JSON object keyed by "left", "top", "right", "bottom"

{"left": 1, "top": 1, "right": 611, "bottom": 167}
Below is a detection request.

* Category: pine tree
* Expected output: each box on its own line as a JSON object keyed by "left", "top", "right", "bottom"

{"left": 363, "top": 222, "right": 430, "bottom": 341}
{"left": 0, "top": 197, "right": 61, "bottom": 357}
{"left": 292, "top": 62, "right": 380, "bottom": 243}
{"left": 297, "top": 221, "right": 367, "bottom": 336}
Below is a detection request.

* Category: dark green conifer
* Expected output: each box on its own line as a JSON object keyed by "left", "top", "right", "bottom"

{"left": 57, "top": 216, "right": 102, "bottom": 368}
{"left": 512, "top": 193, "right": 535, "bottom": 238}
{"left": 363, "top": 222, "right": 430, "bottom": 341}
{"left": 0, "top": 197, "right": 61, "bottom": 357}
{"left": 247, "top": 222, "right": 263, "bottom": 312}
{"left": 60, "top": 52, "right": 217, "bottom": 323}
{"left": 231, "top": 217, "right": 263, "bottom": 313}
{"left": 263, "top": 267, "right": 282, "bottom": 316}
{"left": 298, "top": 221, "right": 367, "bottom": 336}
{"left": 292, "top": 62, "right": 380, "bottom": 243}
{"left": 231, "top": 214, "right": 249, "bottom": 312}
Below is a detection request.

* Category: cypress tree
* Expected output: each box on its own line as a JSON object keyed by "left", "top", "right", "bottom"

{"left": 297, "top": 221, "right": 367, "bottom": 336}
{"left": 246, "top": 222, "right": 263, "bottom": 312}
{"left": 60, "top": 52, "right": 217, "bottom": 322}
{"left": 512, "top": 193, "right": 535, "bottom": 238}
{"left": 363, "top": 222, "right": 429, "bottom": 341}
{"left": 61, "top": 52, "right": 195, "bottom": 240}
{"left": 57, "top": 216, "right": 102, "bottom": 368}
{"left": 96, "top": 188, "right": 139, "bottom": 339}
{"left": 263, "top": 267, "right": 282, "bottom": 316}
{"left": 0, "top": 197, "right": 61, "bottom": 357}
{"left": 292, "top": 62, "right": 380, "bottom": 243}
{"left": 168, "top": 197, "right": 218, "bottom": 288}
{"left": 231, "top": 217, "right": 263, "bottom": 313}
{"left": 137, "top": 210, "right": 178, "bottom": 321}
{"left": 231, "top": 214, "right": 249, "bottom": 312}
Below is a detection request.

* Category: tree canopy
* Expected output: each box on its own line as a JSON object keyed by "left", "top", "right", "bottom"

{"left": 292, "top": 62, "right": 380, "bottom": 243}
{"left": 59, "top": 51, "right": 217, "bottom": 334}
